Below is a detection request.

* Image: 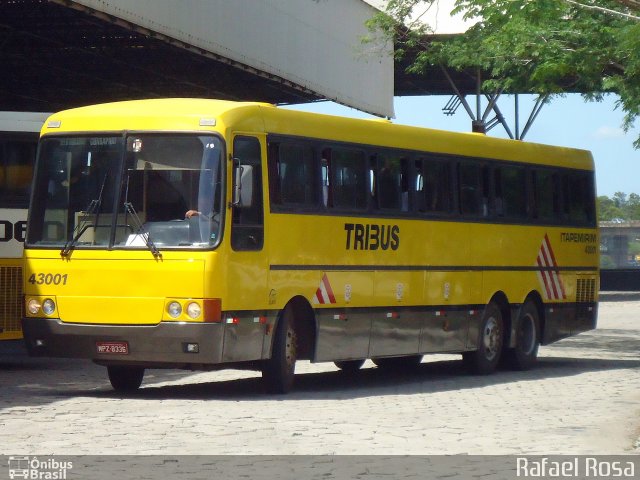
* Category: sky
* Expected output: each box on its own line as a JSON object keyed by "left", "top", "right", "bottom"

{"left": 283, "top": 94, "right": 640, "bottom": 198}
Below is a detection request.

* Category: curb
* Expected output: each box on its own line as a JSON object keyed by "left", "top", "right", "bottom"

{"left": 598, "top": 291, "right": 640, "bottom": 302}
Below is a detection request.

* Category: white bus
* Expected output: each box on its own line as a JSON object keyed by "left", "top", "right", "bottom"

{"left": 0, "top": 112, "right": 49, "bottom": 340}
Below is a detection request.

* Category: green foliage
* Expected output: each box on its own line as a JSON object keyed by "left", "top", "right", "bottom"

{"left": 629, "top": 239, "right": 640, "bottom": 257}
{"left": 369, "top": 0, "right": 640, "bottom": 147}
{"left": 598, "top": 192, "right": 640, "bottom": 220}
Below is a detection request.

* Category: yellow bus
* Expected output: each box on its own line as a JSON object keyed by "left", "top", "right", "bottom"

{"left": 22, "top": 99, "right": 598, "bottom": 393}
{"left": 0, "top": 112, "right": 48, "bottom": 341}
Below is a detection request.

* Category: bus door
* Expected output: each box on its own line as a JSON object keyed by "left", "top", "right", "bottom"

{"left": 222, "top": 134, "right": 268, "bottom": 362}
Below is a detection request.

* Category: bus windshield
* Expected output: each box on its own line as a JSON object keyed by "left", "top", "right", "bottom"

{"left": 27, "top": 134, "right": 224, "bottom": 251}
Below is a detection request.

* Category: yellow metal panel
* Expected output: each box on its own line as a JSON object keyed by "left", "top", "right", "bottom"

{"left": 374, "top": 271, "right": 424, "bottom": 306}
{"left": 424, "top": 272, "right": 471, "bottom": 306}
{"left": 24, "top": 251, "right": 204, "bottom": 325}
{"left": 41, "top": 99, "right": 270, "bottom": 136}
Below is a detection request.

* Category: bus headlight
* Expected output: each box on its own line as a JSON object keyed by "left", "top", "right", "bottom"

{"left": 186, "top": 302, "right": 201, "bottom": 319}
{"left": 167, "top": 301, "right": 182, "bottom": 318}
{"left": 27, "top": 299, "right": 41, "bottom": 315}
{"left": 42, "top": 298, "right": 56, "bottom": 316}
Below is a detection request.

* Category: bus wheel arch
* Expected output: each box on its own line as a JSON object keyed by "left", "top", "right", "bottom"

{"left": 527, "top": 291, "right": 545, "bottom": 344}
{"left": 262, "top": 296, "right": 316, "bottom": 394}
{"left": 283, "top": 295, "right": 316, "bottom": 361}
{"left": 491, "top": 291, "right": 512, "bottom": 350}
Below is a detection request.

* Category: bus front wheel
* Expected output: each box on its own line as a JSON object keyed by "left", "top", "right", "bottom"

{"left": 107, "top": 365, "right": 144, "bottom": 392}
{"left": 262, "top": 308, "right": 297, "bottom": 394}
{"left": 463, "top": 302, "right": 503, "bottom": 375}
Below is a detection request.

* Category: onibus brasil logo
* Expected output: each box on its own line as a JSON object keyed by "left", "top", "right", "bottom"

{"left": 7, "top": 457, "right": 73, "bottom": 480}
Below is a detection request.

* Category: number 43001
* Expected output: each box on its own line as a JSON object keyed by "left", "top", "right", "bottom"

{"left": 28, "top": 273, "right": 68, "bottom": 285}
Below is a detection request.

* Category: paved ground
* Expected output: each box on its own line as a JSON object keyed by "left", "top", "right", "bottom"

{"left": 1, "top": 298, "right": 639, "bottom": 456}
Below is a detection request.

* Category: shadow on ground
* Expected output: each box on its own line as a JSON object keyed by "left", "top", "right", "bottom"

{"left": 1, "top": 324, "right": 638, "bottom": 407}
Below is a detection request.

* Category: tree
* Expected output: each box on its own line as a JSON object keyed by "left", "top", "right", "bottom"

{"left": 626, "top": 192, "right": 640, "bottom": 218}
{"left": 598, "top": 195, "right": 623, "bottom": 221}
{"left": 597, "top": 191, "right": 640, "bottom": 220}
{"left": 368, "top": 0, "right": 640, "bottom": 147}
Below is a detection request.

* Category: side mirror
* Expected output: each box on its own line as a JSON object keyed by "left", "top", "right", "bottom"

{"left": 232, "top": 162, "right": 254, "bottom": 208}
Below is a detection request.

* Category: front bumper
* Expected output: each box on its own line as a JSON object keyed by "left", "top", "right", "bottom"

{"left": 22, "top": 317, "right": 226, "bottom": 367}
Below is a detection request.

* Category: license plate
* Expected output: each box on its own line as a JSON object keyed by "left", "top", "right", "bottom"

{"left": 96, "top": 341, "right": 129, "bottom": 355}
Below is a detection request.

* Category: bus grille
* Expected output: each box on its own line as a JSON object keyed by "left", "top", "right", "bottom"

{"left": 576, "top": 278, "right": 596, "bottom": 303}
{"left": 0, "top": 266, "right": 23, "bottom": 333}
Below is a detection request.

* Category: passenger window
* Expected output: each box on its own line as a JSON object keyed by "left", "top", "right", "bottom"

{"left": 373, "top": 154, "right": 409, "bottom": 212}
{"left": 416, "top": 157, "right": 452, "bottom": 214}
{"left": 328, "top": 148, "right": 367, "bottom": 210}
{"left": 566, "top": 172, "right": 595, "bottom": 225}
{"left": 560, "top": 173, "right": 571, "bottom": 221}
{"left": 321, "top": 154, "right": 330, "bottom": 207}
{"left": 533, "top": 169, "right": 558, "bottom": 221}
{"left": 269, "top": 142, "right": 317, "bottom": 207}
{"left": 0, "top": 139, "right": 37, "bottom": 208}
{"left": 458, "top": 162, "right": 488, "bottom": 216}
{"left": 494, "top": 166, "right": 526, "bottom": 218}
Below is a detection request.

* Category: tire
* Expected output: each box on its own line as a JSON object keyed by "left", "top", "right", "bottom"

{"left": 262, "top": 308, "right": 297, "bottom": 394}
{"left": 463, "top": 302, "right": 504, "bottom": 375}
{"left": 372, "top": 355, "right": 423, "bottom": 370}
{"left": 334, "top": 359, "right": 365, "bottom": 372}
{"left": 503, "top": 301, "right": 540, "bottom": 370}
{"left": 107, "top": 366, "right": 144, "bottom": 392}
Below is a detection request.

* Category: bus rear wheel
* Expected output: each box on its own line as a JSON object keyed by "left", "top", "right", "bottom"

{"left": 503, "top": 301, "right": 540, "bottom": 370}
{"left": 262, "top": 308, "right": 297, "bottom": 394}
{"left": 463, "top": 302, "right": 503, "bottom": 375}
{"left": 107, "top": 365, "right": 144, "bottom": 392}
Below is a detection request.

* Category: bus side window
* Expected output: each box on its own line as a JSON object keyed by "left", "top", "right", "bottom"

{"left": 560, "top": 173, "right": 571, "bottom": 221}
{"left": 567, "top": 172, "right": 596, "bottom": 225}
{"left": 231, "top": 136, "right": 264, "bottom": 251}
{"left": 330, "top": 148, "right": 367, "bottom": 211}
{"left": 532, "top": 169, "right": 558, "bottom": 222}
{"left": 418, "top": 157, "right": 452, "bottom": 214}
{"left": 2, "top": 140, "right": 36, "bottom": 208}
{"left": 495, "top": 165, "right": 526, "bottom": 218}
{"left": 374, "top": 154, "right": 408, "bottom": 212}
{"left": 414, "top": 159, "right": 426, "bottom": 213}
{"left": 267, "top": 142, "right": 282, "bottom": 206}
{"left": 459, "top": 161, "right": 487, "bottom": 216}
{"left": 278, "top": 143, "right": 317, "bottom": 206}
{"left": 321, "top": 151, "right": 331, "bottom": 208}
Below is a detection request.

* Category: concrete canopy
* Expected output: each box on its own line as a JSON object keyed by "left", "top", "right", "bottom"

{"left": 1, "top": 0, "right": 394, "bottom": 116}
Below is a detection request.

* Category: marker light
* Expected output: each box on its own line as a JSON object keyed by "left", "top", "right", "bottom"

{"left": 167, "top": 301, "right": 182, "bottom": 318}
{"left": 42, "top": 298, "right": 56, "bottom": 316}
{"left": 27, "top": 299, "right": 41, "bottom": 315}
{"left": 186, "top": 302, "right": 201, "bottom": 319}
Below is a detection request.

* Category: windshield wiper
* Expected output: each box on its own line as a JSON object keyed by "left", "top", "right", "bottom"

{"left": 60, "top": 174, "right": 108, "bottom": 258}
{"left": 124, "top": 201, "right": 162, "bottom": 259}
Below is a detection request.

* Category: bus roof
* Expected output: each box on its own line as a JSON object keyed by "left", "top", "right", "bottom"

{"left": 42, "top": 98, "right": 593, "bottom": 170}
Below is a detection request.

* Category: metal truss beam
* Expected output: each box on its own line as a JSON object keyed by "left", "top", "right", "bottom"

{"left": 441, "top": 68, "right": 549, "bottom": 141}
